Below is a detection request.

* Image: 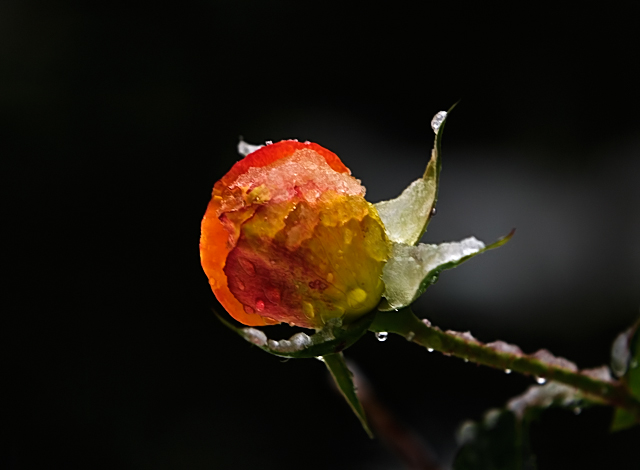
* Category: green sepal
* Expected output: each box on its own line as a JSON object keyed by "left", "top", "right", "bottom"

{"left": 215, "top": 310, "right": 375, "bottom": 359}
{"left": 374, "top": 102, "right": 457, "bottom": 246}
{"left": 323, "top": 352, "right": 373, "bottom": 439}
{"left": 379, "top": 230, "right": 515, "bottom": 311}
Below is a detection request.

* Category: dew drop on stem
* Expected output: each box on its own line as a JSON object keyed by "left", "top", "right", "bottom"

{"left": 535, "top": 376, "right": 547, "bottom": 384}
{"left": 427, "top": 348, "right": 434, "bottom": 352}
{"left": 504, "top": 369, "right": 512, "bottom": 374}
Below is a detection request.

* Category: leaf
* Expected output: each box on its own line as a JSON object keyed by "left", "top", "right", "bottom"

{"left": 322, "top": 352, "right": 373, "bottom": 438}
{"left": 374, "top": 104, "right": 456, "bottom": 246}
{"left": 611, "top": 319, "right": 640, "bottom": 431}
{"left": 454, "top": 409, "right": 535, "bottom": 470}
{"left": 379, "top": 231, "right": 514, "bottom": 311}
{"left": 215, "top": 310, "right": 374, "bottom": 359}
{"left": 455, "top": 382, "right": 602, "bottom": 470}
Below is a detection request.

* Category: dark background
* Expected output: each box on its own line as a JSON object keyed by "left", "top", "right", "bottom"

{"left": 5, "top": 1, "right": 639, "bottom": 469}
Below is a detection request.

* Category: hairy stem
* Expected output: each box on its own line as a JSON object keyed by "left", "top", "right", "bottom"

{"left": 370, "top": 308, "right": 640, "bottom": 419}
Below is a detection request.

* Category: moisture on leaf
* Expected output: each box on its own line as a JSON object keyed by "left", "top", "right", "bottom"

{"left": 215, "top": 310, "right": 374, "bottom": 359}
{"left": 374, "top": 107, "right": 453, "bottom": 246}
{"left": 379, "top": 232, "right": 513, "bottom": 311}
{"left": 375, "top": 178, "right": 436, "bottom": 246}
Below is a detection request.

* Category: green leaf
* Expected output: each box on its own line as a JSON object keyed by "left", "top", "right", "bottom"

{"left": 379, "top": 230, "right": 514, "bottom": 311}
{"left": 322, "top": 352, "right": 373, "bottom": 438}
{"left": 374, "top": 103, "right": 456, "bottom": 246}
{"left": 215, "top": 310, "right": 374, "bottom": 359}
{"left": 611, "top": 319, "right": 640, "bottom": 430}
{"left": 455, "top": 382, "right": 600, "bottom": 470}
{"left": 454, "top": 409, "right": 535, "bottom": 470}
{"left": 611, "top": 408, "right": 637, "bottom": 431}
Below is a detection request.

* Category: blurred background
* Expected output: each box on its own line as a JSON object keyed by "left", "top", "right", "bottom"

{"left": 5, "top": 1, "right": 639, "bottom": 468}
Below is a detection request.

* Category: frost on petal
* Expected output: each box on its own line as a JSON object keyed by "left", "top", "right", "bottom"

{"left": 231, "top": 149, "right": 364, "bottom": 206}
{"left": 531, "top": 349, "right": 578, "bottom": 372}
{"left": 381, "top": 237, "right": 486, "bottom": 309}
{"left": 375, "top": 178, "right": 435, "bottom": 245}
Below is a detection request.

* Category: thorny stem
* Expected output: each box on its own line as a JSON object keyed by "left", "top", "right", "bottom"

{"left": 370, "top": 308, "right": 640, "bottom": 420}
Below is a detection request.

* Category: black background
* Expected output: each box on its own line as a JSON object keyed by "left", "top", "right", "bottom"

{"left": 5, "top": 1, "right": 640, "bottom": 469}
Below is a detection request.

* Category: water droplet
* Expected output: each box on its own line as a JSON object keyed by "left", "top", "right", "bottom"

{"left": 573, "top": 407, "right": 582, "bottom": 415}
{"left": 405, "top": 331, "right": 415, "bottom": 341}
{"left": 238, "top": 258, "right": 256, "bottom": 276}
{"left": 302, "top": 302, "right": 315, "bottom": 319}
{"left": 504, "top": 369, "right": 512, "bottom": 374}
{"left": 265, "top": 287, "right": 281, "bottom": 304}
{"left": 255, "top": 299, "right": 265, "bottom": 312}
{"left": 265, "top": 140, "right": 273, "bottom": 145}
{"left": 464, "top": 358, "right": 469, "bottom": 363}
{"left": 244, "top": 305, "right": 255, "bottom": 314}
{"left": 315, "top": 356, "right": 325, "bottom": 362}
{"left": 431, "top": 111, "right": 447, "bottom": 134}
{"left": 431, "top": 207, "right": 437, "bottom": 216}
{"left": 535, "top": 376, "right": 547, "bottom": 384}
{"left": 326, "top": 272, "right": 334, "bottom": 283}
{"left": 237, "top": 281, "right": 245, "bottom": 291}
{"left": 376, "top": 332, "right": 389, "bottom": 342}
{"left": 427, "top": 348, "right": 434, "bottom": 352}
{"left": 347, "top": 288, "right": 367, "bottom": 308}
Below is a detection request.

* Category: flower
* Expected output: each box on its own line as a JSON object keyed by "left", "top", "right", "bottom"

{"left": 200, "top": 140, "right": 391, "bottom": 329}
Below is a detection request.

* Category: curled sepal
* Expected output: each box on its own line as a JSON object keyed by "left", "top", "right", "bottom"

{"left": 323, "top": 352, "right": 373, "bottom": 438}
{"left": 374, "top": 103, "right": 456, "bottom": 246}
{"left": 611, "top": 319, "right": 640, "bottom": 431}
{"left": 379, "top": 230, "right": 514, "bottom": 311}
{"left": 215, "top": 310, "right": 375, "bottom": 359}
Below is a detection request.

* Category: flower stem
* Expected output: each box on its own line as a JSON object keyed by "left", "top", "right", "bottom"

{"left": 370, "top": 308, "right": 640, "bottom": 420}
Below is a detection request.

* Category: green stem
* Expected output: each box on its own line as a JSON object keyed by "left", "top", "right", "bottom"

{"left": 370, "top": 308, "right": 640, "bottom": 419}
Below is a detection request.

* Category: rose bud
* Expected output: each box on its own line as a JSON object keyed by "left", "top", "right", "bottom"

{"left": 200, "top": 140, "right": 391, "bottom": 329}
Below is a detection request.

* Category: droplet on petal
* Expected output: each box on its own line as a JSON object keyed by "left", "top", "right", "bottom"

{"left": 255, "top": 299, "right": 265, "bottom": 312}
{"left": 265, "top": 287, "right": 281, "bottom": 305}
{"left": 302, "top": 301, "right": 315, "bottom": 319}
{"left": 347, "top": 288, "right": 367, "bottom": 308}
{"left": 238, "top": 258, "right": 256, "bottom": 276}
